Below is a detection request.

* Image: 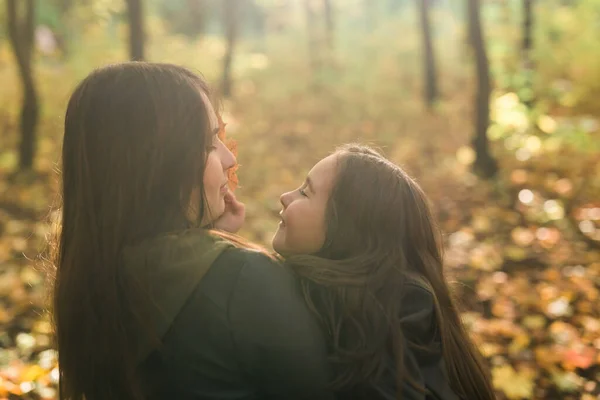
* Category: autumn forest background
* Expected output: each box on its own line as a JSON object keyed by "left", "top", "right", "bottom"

{"left": 0, "top": 0, "right": 599, "bottom": 399}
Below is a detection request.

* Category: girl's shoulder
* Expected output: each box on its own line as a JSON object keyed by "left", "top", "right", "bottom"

{"left": 400, "top": 277, "right": 439, "bottom": 348}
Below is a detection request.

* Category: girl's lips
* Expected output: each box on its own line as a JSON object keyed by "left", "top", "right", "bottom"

{"left": 279, "top": 212, "right": 286, "bottom": 227}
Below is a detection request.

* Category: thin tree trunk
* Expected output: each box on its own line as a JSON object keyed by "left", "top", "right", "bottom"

{"left": 323, "top": 0, "right": 334, "bottom": 51}
{"left": 467, "top": 0, "right": 497, "bottom": 178}
{"left": 497, "top": 0, "right": 516, "bottom": 89}
{"left": 187, "top": 0, "right": 206, "bottom": 37}
{"left": 56, "top": 0, "right": 74, "bottom": 58}
{"left": 418, "top": 0, "right": 438, "bottom": 108}
{"left": 304, "top": 0, "right": 319, "bottom": 73}
{"left": 388, "top": 0, "right": 405, "bottom": 13}
{"left": 125, "top": 0, "right": 145, "bottom": 61}
{"left": 222, "top": 0, "right": 239, "bottom": 97}
{"left": 60, "top": 0, "right": 74, "bottom": 14}
{"left": 251, "top": 0, "right": 267, "bottom": 50}
{"left": 7, "top": 0, "right": 39, "bottom": 171}
{"left": 365, "top": 0, "right": 376, "bottom": 31}
{"left": 521, "top": 0, "right": 535, "bottom": 107}
{"left": 522, "top": 0, "right": 533, "bottom": 54}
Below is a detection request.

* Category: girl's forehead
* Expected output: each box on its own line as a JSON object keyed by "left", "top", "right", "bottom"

{"left": 309, "top": 154, "right": 339, "bottom": 192}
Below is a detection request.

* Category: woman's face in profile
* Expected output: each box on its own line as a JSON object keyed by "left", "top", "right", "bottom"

{"left": 272, "top": 154, "right": 338, "bottom": 256}
{"left": 189, "top": 92, "right": 236, "bottom": 226}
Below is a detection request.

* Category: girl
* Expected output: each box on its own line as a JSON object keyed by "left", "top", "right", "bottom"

{"left": 51, "top": 62, "right": 333, "bottom": 400}
{"left": 273, "top": 144, "right": 495, "bottom": 400}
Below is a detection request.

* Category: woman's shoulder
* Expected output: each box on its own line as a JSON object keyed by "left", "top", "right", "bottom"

{"left": 177, "top": 244, "right": 321, "bottom": 352}
{"left": 208, "top": 231, "right": 283, "bottom": 274}
{"left": 207, "top": 246, "right": 294, "bottom": 297}
{"left": 212, "top": 245, "right": 280, "bottom": 270}
{"left": 161, "top": 246, "right": 334, "bottom": 400}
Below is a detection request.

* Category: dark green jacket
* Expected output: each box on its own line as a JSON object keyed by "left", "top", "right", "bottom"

{"left": 122, "top": 229, "right": 334, "bottom": 400}
{"left": 337, "top": 282, "right": 461, "bottom": 400}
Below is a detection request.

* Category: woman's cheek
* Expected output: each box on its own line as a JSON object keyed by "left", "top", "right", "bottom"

{"left": 203, "top": 152, "right": 220, "bottom": 188}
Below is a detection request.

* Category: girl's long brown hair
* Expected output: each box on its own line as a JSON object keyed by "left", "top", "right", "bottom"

{"left": 52, "top": 63, "right": 219, "bottom": 400}
{"left": 286, "top": 144, "right": 495, "bottom": 399}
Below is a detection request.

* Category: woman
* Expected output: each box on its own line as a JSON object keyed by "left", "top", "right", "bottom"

{"left": 51, "top": 62, "right": 333, "bottom": 400}
{"left": 273, "top": 144, "right": 496, "bottom": 400}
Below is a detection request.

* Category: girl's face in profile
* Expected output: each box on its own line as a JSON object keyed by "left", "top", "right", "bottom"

{"left": 272, "top": 154, "right": 338, "bottom": 256}
{"left": 190, "top": 92, "right": 236, "bottom": 226}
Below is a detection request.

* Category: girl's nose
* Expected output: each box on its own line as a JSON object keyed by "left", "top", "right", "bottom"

{"left": 280, "top": 191, "right": 293, "bottom": 209}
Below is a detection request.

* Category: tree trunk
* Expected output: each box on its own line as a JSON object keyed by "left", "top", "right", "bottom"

{"left": 187, "top": 0, "right": 206, "bottom": 38}
{"left": 322, "top": 0, "right": 334, "bottom": 51}
{"left": 60, "top": 0, "right": 74, "bottom": 14}
{"left": 304, "top": 0, "right": 319, "bottom": 73}
{"left": 521, "top": 0, "right": 535, "bottom": 106}
{"left": 56, "top": 0, "right": 74, "bottom": 58}
{"left": 365, "top": 0, "right": 376, "bottom": 31}
{"left": 251, "top": 0, "right": 267, "bottom": 50}
{"left": 418, "top": 0, "right": 438, "bottom": 109}
{"left": 388, "top": 0, "right": 406, "bottom": 13}
{"left": 467, "top": 0, "right": 497, "bottom": 178}
{"left": 7, "top": 0, "right": 39, "bottom": 171}
{"left": 125, "top": 0, "right": 145, "bottom": 61}
{"left": 522, "top": 0, "right": 533, "bottom": 56}
{"left": 222, "top": 0, "right": 240, "bottom": 98}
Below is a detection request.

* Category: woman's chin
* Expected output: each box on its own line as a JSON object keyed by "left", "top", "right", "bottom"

{"left": 213, "top": 200, "right": 227, "bottom": 218}
{"left": 199, "top": 204, "right": 226, "bottom": 227}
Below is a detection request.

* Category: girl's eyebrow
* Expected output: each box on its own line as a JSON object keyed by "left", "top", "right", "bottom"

{"left": 306, "top": 176, "right": 315, "bottom": 192}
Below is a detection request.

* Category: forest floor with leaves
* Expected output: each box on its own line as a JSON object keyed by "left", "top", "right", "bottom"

{"left": 1, "top": 39, "right": 600, "bottom": 399}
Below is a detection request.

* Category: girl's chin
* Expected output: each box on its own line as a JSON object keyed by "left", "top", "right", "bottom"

{"left": 271, "top": 230, "right": 285, "bottom": 253}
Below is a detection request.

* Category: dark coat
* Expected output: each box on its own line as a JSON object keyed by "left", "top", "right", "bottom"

{"left": 337, "top": 282, "right": 462, "bottom": 400}
{"left": 122, "top": 229, "right": 335, "bottom": 400}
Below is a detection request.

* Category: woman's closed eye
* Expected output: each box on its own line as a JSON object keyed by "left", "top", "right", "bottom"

{"left": 207, "top": 128, "right": 220, "bottom": 151}
{"left": 207, "top": 136, "right": 219, "bottom": 151}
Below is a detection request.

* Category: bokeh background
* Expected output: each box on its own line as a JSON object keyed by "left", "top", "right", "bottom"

{"left": 1, "top": 0, "right": 599, "bottom": 399}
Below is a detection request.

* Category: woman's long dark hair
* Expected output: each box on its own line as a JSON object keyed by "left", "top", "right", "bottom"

{"left": 51, "top": 63, "right": 219, "bottom": 400}
{"left": 287, "top": 144, "right": 495, "bottom": 399}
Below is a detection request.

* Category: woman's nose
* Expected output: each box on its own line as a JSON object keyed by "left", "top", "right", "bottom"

{"left": 220, "top": 143, "right": 236, "bottom": 171}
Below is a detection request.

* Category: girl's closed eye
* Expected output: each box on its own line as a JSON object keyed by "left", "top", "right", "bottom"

{"left": 298, "top": 186, "right": 308, "bottom": 197}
